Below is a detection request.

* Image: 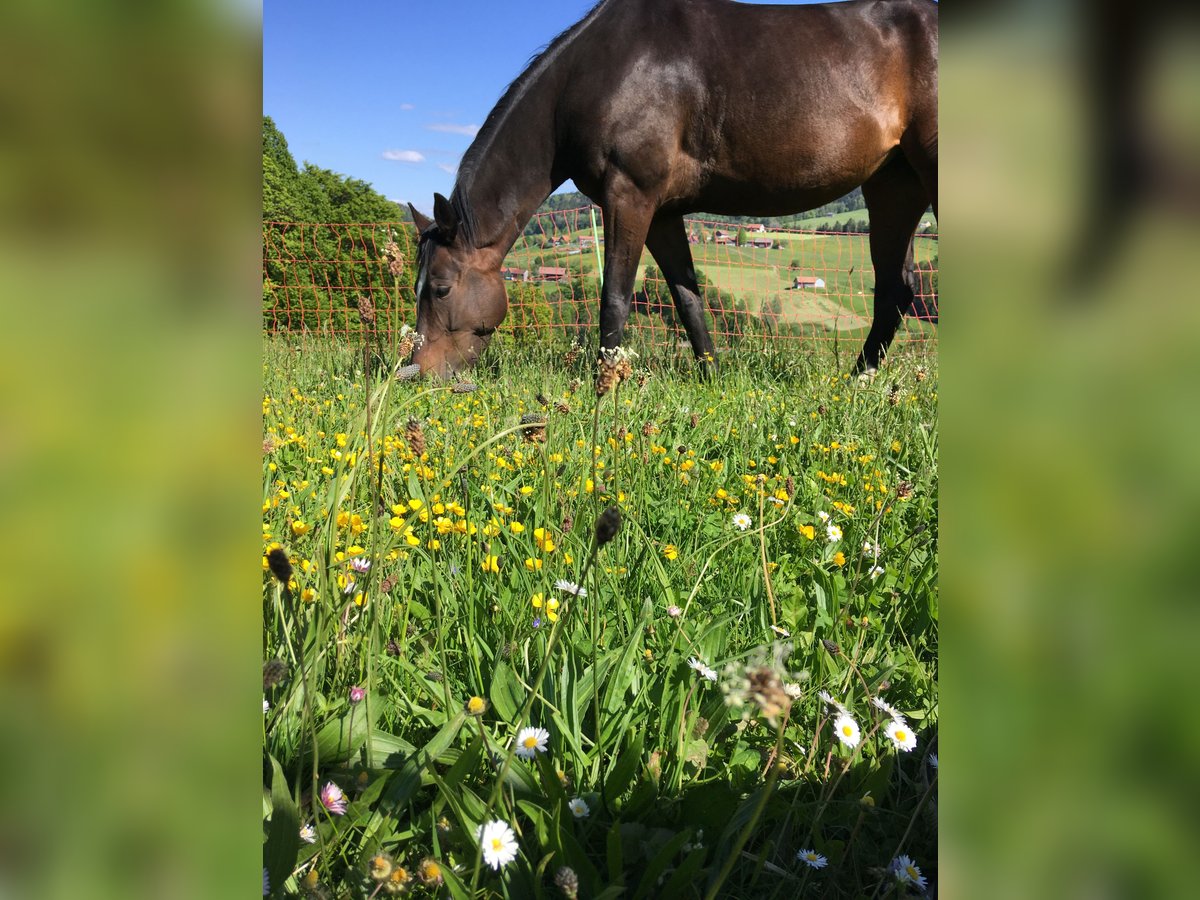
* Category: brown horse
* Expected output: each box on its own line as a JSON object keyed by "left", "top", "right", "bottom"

{"left": 408, "top": 0, "right": 937, "bottom": 376}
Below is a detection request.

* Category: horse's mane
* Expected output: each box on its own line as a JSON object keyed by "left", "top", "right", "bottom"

{"left": 451, "top": 0, "right": 613, "bottom": 245}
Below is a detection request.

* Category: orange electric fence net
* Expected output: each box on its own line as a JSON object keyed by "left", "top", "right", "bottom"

{"left": 262, "top": 205, "right": 937, "bottom": 350}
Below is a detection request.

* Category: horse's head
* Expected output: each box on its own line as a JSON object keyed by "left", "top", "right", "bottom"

{"left": 408, "top": 194, "right": 508, "bottom": 378}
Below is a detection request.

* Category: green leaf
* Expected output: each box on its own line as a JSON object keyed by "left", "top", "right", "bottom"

{"left": 443, "top": 732, "right": 485, "bottom": 787}
{"left": 429, "top": 765, "right": 488, "bottom": 826}
{"left": 633, "top": 829, "right": 693, "bottom": 900}
{"left": 606, "top": 730, "right": 645, "bottom": 801}
{"left": 661, "top": 846, "right": 707, "bottom": 896}
{"left": 684, "top": 738, "right": 709, "bottom": 770}
{"left": 441, "top": 861, "right": 473, "bottom": 900}
{"left": 490, "top": 659, "right": 525, "bottom": 724}
{"left": 378, "top": 712, "right": 467, "bottom": 813}
{"left": 575, "top": 654, "right": 615, "bottom": 720}
{"left": 368, "top": 730, "right": 417, "bottom": 766}
{"left": 263, "top": 755, "right": 300, "bottom": 897}
{"left": 606, "top": 821, "right": 625, "bottom": 887}
{"left": 311, "top": 700, "right": 382, "bottom": 766}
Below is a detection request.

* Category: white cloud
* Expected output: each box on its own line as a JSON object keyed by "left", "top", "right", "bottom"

{"left": 382, "top": 149, "right": 425, "bottom": 163}
{"left": 399, "top": 103, "right": 415, "bottom": 111}
{"left": 424, "top": 123, "right": 480, "bottom": 137}
{"left": 436, "top": 163, "right": 458, "bottom": 175}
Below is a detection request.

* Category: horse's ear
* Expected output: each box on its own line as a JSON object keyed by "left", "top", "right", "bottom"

{"left": 433, "top": 193, "right": 459, "bottom": 244}
{"left": 408, "top": 203, "right": 433, "bottom": 235}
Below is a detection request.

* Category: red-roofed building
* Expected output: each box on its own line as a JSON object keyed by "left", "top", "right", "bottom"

{"left": 537, "top": 266, "right": 570, "bottom": 282}
{"left": 792, "top": 275, "right": 826, "bottom": 289}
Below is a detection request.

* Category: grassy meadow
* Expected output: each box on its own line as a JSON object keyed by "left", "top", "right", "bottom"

{"left": 262, "top": 336, "right": 938, "bottom": 898}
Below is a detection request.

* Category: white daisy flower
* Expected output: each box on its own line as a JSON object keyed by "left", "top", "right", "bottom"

{"left": 263, "top": 698, "right": 270, "bottom": 713}
{"left": 767, "top": 496, "right": 784, "bottom": 506}
{"left": 477, "top": 819, "right": 519, "bottom": 870}
{"left": 554, "top": 579, "right": 587, "bottom": 597}
{"left": 928, "top": 752, "right": 938, "bottom": 770}
{"left": 817, "top": 510, "right": 830, "bottom": 523}
{"left": 688, "top": 656, "right": 719, "bottom": 682}
{"left": 863, "top": 540, "right": 881, "bottom": 558}
{"left": 568, "top": 797, "right": 590, "bottom": 818}
{"left": 825, "top": 524, "right": 842, "bottom": 543}
{"left": 732, "top": 512, "right": 752, "bottom": 531}
{"left": 891, "top": 855, "right": 928, "bottom": 890}
{"left": 796, "top": 848, "right": 828, "bottom": 869}
{"left": 514, "top": 726, "right": 550, "bottom": 759}
{"left": 885, "top": 719, "right": 918, "bottom": 752}
{"left": 869, "top": 565, "right": 886, "bottom": 580}
{"left": 832, "top": 713, "right": 861, "bottom": 748}
{"left": 871, "top": 696, "right": 906, "bottom": 724}
{"left": 299, "top": 823, "right": 316, "bottom": 844}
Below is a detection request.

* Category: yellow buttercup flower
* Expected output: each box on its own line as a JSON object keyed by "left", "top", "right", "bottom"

{"left": 481, "top": 554, "right": 500, "bottom": 573}
{"left": 662, "top": 544, "right": 679, "bottom": 561}
{"left": 534, "top": 527, "right": 556, "bottom": 553}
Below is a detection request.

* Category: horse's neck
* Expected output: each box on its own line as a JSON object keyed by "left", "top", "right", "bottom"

{"left": 453, "top": 88, "right": 562, "bottom": 261}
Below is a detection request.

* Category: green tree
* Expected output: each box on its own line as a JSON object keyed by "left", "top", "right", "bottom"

{"left": 262, "top": 117, "right": 414, "bottom": 335}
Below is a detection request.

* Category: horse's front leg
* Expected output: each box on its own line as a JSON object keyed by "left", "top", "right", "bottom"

{"left": 646, "top": 215, "right": 718, "bottom": 378}
{"left": 597, "top": 189, "right": 655, "bottom": 353}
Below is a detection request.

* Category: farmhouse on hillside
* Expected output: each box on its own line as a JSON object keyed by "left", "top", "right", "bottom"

{"left": 500, "top": 266, "right": 530, "bottom": 282}
{"left": 791, "top": 275, "right": 826, "bottom": 290}
{"left": 537, "top": 266, "right": 569, "bottom": 282}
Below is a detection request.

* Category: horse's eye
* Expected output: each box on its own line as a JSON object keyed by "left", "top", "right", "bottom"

{"left": 434, "top": 285, "right": 451, "bottom": 299}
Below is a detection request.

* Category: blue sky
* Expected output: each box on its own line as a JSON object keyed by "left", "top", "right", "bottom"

{"left": 264, "top": 0, "right": 832, "bottom": 212}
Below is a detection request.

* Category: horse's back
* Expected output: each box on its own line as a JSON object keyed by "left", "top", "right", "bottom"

{"left": 561, "top": 0, "right": 937, "bottom": 215}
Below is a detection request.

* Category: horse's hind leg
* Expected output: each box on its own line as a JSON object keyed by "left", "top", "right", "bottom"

{"left": 854, "top": 156, "right": 931, "bottom": 373}
{"left": 645, "top": 215, "right": 718, "bottom": 375}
